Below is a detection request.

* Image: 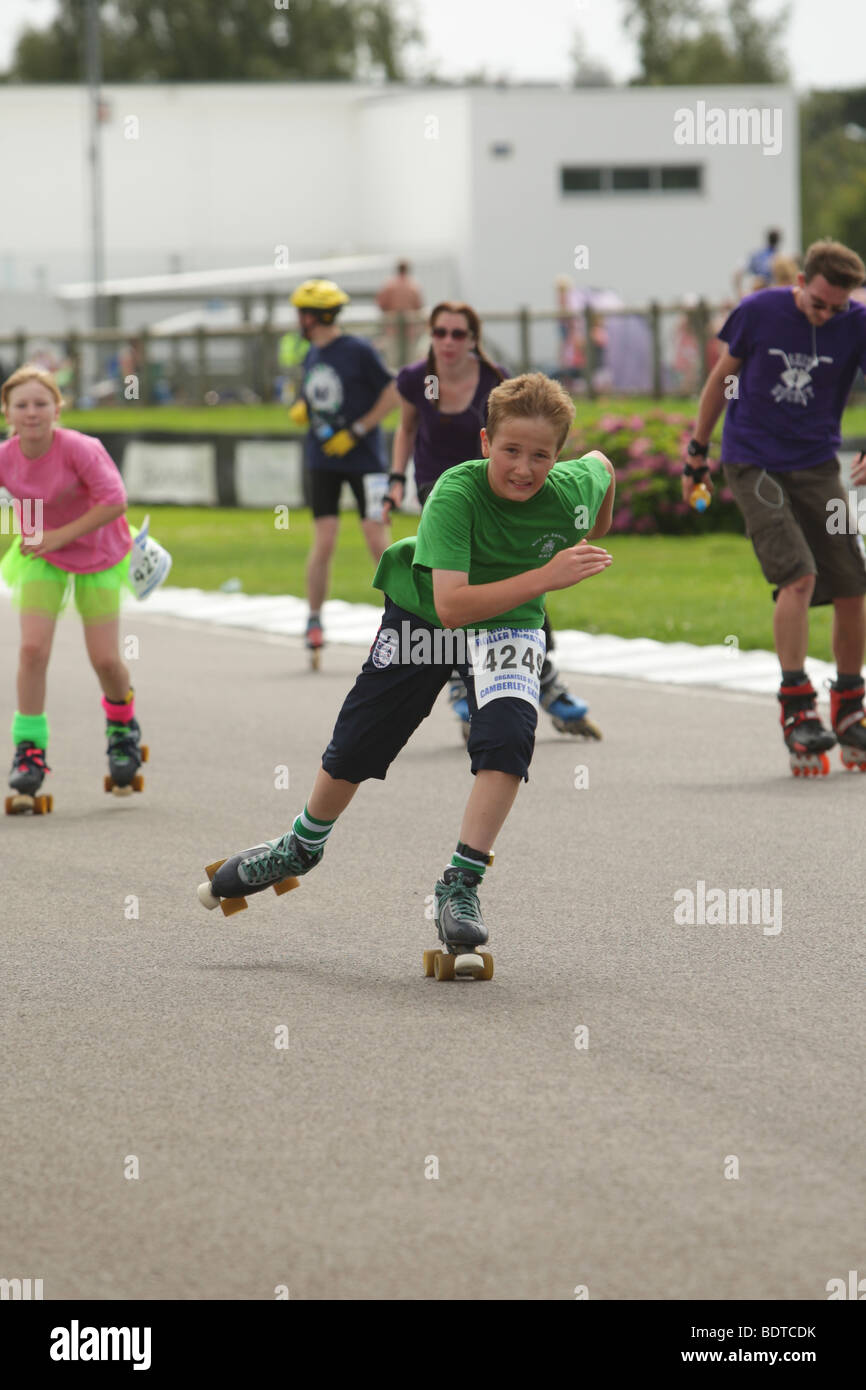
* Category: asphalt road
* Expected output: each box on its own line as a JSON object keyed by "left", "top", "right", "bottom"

{"left": 1, "top": 597, "right": 863, "bottom": 1301}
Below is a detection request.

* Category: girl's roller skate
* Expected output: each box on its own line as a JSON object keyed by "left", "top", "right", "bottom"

{"left": 778, "top": 678, "right": 835, "bottom": 777}
{"left": 829, "top": 679, "right": 866, "bottom": 772}
{"left": 198, "top": 830, "right": 322, "bottom": 917}
{"left": 423, "top": 865, "right": 494, "bottom": 981}
{"left": 5, "top": 741, "right": 53, "bottom": 816}
{"left": 103, "top": 692, "right": 149, "bottom": 796}
{"left": 449, "top": 677, "right": 471, "bottom": 744}
{"left": 306, "top": 614, "right": 324, "bottom": 671}
{"left": 540, "top": 670, "right": 602, "bottom": 739}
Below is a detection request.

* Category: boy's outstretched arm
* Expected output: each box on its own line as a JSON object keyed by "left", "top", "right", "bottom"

{"left": 433, "top": 544, "right": 612, "bottom": 629}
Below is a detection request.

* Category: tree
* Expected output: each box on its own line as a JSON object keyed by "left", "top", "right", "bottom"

{"left": 3, "top": 0, "right": 423, "bottom": 83}
{"left": 570, "top": 33, "right": 614, "bottom": 88}
{"left": 800, "top": 89, "right": 866, "bottom": 257}
{"left": 623, "top": 0, "right": 789, "bottom": 85}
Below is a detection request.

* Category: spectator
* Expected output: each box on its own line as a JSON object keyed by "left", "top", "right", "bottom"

{"left": 734, "top": 229, "right": 782, "bottom": 298}
{"left": 376, "top": 261, "right": 425, "bottom": 368}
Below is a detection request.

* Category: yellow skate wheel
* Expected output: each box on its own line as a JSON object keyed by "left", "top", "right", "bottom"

{"left": 220, "top": 896, "right": 248, "bottom": 917}
{"left": 434, "top": 952, "right": 455, "bottom": 981}
{"left": 273, "top": 876, "right": 299, "bottom": 897}
{"left": 141, "top": 745, "right": 149, "bottom": 763}
{"left": 4, "top": 796, "right": 14, "bottom": 815}
{"left": 104, "top": 775, "right": 113, "bottom": 793}
{"left": 422, "top": 948, "right": 439, "bottom": 977}
{"left": 310, "top": 649, "right": 321, "bottom": 672}
{"left": 132, "top": 773, "right": 145, "bottom": 792}
{"left": 205, "top": 859, "right": 227, "bottom": 880}
{"left": 477, "top": 950, "right": 494, "bottom": 981}
{"left": 45, "top": 795, "right": 54, "bottom": 813}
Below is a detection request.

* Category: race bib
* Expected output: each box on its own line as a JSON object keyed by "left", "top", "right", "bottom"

{"left": 363, "top": 471, "right": 389, "bottom": 523}
{"left": 467, "top": 628, "right": 546, "bottom": 710}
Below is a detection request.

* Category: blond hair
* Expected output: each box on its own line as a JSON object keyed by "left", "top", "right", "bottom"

{"left": 1, "top": 365, "right": 64, "bottom": 421}
{"left": 771, "top": 254, "right": 800, "bottom": 286}
{"left": 486, "top": 373, "right": 574, "bottom": 452}
{"left": 803, "top": 239, "right": 866, "bottom": 291}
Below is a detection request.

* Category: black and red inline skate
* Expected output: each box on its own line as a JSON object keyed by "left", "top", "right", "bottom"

{"left": 829, "top": 679, "right": 866, "bottom": 772}
{"left": 778, "top": 678, "right": 835, "bottom": 777}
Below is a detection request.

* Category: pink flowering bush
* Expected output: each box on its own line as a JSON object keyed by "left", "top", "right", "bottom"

{"left": 564, "top": 411, "right": 742, "bottom": 535}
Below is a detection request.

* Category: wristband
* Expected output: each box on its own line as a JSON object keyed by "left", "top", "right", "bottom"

{"left": 350, "top": 419, "right": 369, "bottom": 440}
{"left": 683, "top": 463, "right": 709, "bottom": 481}
{"left": 687, "top": 438, "right": 709, "bottom": 458}
{"left": 388, "top": 472, "right": 406, "bottom": 485}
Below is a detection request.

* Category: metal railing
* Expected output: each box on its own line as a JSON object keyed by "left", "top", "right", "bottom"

{"left": 1, "top": 305, "right": 863, "bottom": 407}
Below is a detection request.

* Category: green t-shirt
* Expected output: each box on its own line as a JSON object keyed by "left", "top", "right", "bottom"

{"left": 373, "top": 455, "right": 611, "bottom": 629}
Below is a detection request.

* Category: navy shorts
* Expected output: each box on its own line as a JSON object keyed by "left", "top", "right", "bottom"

{"left": 306, "top": 468, "right": 368, "bottom": 520}
{"left": 321, "top": 600, "right": 539, "bottom": 783}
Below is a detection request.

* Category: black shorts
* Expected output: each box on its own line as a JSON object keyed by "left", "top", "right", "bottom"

{"left": 321, "top": 600, "right": 539, "bottom": 783}
{"left": 307, "top": 468, "right": 380, "bottom": 520}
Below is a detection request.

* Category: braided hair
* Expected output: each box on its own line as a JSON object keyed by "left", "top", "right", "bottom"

{"left": 425, "top": 302, "right": 506, "bottom": 411}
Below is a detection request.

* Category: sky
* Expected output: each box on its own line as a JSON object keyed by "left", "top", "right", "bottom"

{"left": 0, "top": 0, "right": 863, "bottom": 90}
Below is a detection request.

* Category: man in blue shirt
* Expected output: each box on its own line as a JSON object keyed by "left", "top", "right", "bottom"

{"left": 288, "top": 279, "right": 399, "bottom": 664}
{"left": 734, "top": 228, "right": 782, "bottom": 298}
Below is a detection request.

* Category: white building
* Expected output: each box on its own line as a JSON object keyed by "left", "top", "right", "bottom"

{"left": 0, "top": 82, "right": 798, "bottom": 344}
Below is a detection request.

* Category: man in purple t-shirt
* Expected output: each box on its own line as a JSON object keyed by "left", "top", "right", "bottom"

{"left": 683, "top": 238, "right": 866, "bottom": 777}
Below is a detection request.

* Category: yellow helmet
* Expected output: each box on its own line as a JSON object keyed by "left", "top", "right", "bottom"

{"left": 290, "top": 279, "right": 350, "bottom": 311}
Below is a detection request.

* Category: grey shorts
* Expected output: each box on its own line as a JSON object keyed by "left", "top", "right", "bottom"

{"left": 722, "top": 458, "right": 866, "bottom": 604}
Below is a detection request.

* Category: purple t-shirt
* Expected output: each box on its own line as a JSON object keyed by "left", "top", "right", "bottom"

{"left": 396, "top": 358, "right": 507, "bottom": 489}
{"left": 719, "top": 287, "right": 866, "bottom": 470}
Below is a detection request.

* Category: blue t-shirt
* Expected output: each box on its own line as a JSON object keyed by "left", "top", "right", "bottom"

{"left": 746, "top": 246, "right": 776, "bottom": 280}
{"left": 719, "top": 287, "right": 866, "bottom": 470}
{"left": 301, "top": 334, "right": 393, "bottom": 474}
{"left": 396, "top": 358, "right": 507, "bottom": 490}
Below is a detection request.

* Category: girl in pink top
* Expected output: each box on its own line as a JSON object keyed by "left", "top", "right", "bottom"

{"left": 0, "top": 365, "right": 147, "bottom": 810}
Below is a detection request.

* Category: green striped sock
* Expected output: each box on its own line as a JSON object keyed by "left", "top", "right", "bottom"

{"left": 293, "top": 804, "right": 336, "bottom": 850}
{"left": 449, "top": 842, "right": 492, "bottom": 879}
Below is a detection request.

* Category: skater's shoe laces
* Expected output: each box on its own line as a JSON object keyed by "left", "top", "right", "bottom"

{"left": 242, "top": 833, "right": 320, "bottom": 886}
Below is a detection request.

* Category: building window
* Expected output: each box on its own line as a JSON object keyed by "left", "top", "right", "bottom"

{"left": 612, "top": 166, "right": 652, "bottom": 192}
{"left": 561, "top": 167, "right": 603, "bottom": 192}
{"left": 660, "top": 164, "right": 702, "bottom": 191}
{"left": 560, "top": 164, "right": 702, "bottom": 194}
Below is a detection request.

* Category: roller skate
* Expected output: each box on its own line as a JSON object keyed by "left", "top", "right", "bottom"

{"left": 103, "top": 692, "right": 149, "bottom": 797}
{"left": 778, "top": 678, "right": 835, "bottom": 777}
{"left": 829, "top": 679, "right": 866, "bottom": 772}
{"left": 197, "top": 829, "right": 322, "bottom": 917}
{"left": 449, "top": 677, "right": 471, "bottom": 744}
{"left": 540, "top": 672, "right": 601, "bottom": 739}
{"left": 5, "top": 742, "right": 53, "bottom": 816}
{"left": 306, "top": 614, "right": 324, "bottom": 671}
{"left": 423, "top": 864, "right": 494, "bottom": 981}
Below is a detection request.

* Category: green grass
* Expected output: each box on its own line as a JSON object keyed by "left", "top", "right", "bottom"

{"left": 119, "top": 507, "right": 832, "bottom": 662}
{"left": 0, "top": 505, "right": 835, "bottom": 658}
{"left": 54, "top": 399, "right": 866, "bottom": 438}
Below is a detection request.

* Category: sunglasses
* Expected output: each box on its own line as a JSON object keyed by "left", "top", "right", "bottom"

{"left": 432, "top": 326, "right": 470, "bottom": 340}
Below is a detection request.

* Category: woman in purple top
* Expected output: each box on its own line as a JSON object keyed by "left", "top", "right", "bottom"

{"left": 386, "top": 301, "right": 601, "bottom": 740}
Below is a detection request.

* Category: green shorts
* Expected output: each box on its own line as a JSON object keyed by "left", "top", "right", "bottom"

{"left": 0, "top": 538, "right": 135, "bottom": 624}
{"left": 722, "top": 458, "right": 866, "bottom": 605}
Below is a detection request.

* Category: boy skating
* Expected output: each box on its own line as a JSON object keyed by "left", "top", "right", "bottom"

{"left": 199, "top": 374, "right": 615, "bottom": 976}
